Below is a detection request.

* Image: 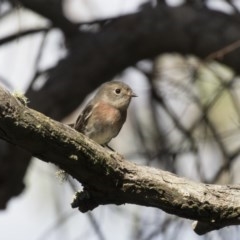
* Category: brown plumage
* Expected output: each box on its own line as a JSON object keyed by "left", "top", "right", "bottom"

{"left": 73, "top": 81, "right": 137, "bottom": 145}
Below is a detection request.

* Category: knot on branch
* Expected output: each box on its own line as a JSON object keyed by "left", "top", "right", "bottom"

{"left": 71, "top": 190, "right": 100, "bottom": 212}
{"left": 71, "top": 185, "right": 124, "bottom": 213}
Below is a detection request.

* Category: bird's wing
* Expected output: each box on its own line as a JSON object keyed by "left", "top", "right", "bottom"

{"left": 74, "top": 104, "right": 93, "bottom": 133}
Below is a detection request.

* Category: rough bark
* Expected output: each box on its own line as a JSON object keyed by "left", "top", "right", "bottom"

{"left": 0, "top": 86, "right": 240, "bottom": 235}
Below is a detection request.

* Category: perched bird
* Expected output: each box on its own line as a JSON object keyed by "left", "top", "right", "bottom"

{"left": 73, "top": 81, "right": 137, "bottom": 145}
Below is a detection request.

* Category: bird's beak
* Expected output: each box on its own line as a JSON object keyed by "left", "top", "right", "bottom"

{"left": 131, "top": 92, "right": 138, "bottom": 97}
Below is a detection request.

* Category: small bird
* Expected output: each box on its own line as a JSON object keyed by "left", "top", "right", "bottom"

{"left": 73, "top": 81, "right": 137, "bottom": 146}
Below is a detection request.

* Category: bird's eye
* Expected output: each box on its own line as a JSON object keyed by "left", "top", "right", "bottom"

{"left": 115, "top": 88, "right": 121, "bottom": 94}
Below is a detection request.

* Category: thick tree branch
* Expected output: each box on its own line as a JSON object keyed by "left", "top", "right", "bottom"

{"left": 0, "top": 87, "right": 240, "bottom": 235}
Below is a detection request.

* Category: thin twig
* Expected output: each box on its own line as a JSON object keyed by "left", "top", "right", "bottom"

{"left": 205, "top": 39, "right": 240, "bottom": 61}
{"left": 28, "top": 29, "right": 51, "bottom": 89}
{"left": 68, "top": 179, "right": 106, "bottom": 240}
{"left": 0, "top": 27, "right": 51, "bottom": 46}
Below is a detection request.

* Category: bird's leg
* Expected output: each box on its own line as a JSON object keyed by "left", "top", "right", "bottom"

{"left": 68, "top": 123, "right": 75, "bottom": 128}
{"left": 104, "top": 144, "right": 115, "bottom": 152}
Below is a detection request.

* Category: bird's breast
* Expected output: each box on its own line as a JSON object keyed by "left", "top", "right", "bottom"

{"left": 94, "top": 102, "right": 123, "bottom": 123}
{"left": 86, "top": 102, "right": 126, "bottom": 144}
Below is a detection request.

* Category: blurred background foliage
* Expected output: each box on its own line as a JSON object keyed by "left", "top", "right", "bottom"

{"left": 1, "top": 0, "right": 240, "bottom": 240}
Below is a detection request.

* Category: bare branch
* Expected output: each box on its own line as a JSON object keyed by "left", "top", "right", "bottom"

{"left": 15, "top": 0, "right": 79, "bottom": 36}
{"left": 0, "top": 27, "right": 50, "bottom": 46}
{"left": 206, "top": 39, "right": 240, "bottom": 61}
